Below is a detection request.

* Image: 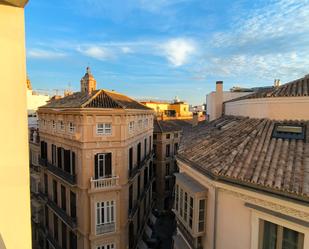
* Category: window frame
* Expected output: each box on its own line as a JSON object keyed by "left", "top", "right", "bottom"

{"left": 68, "top": 122, "right": 75, "bottom": 133}
{"left": 96, "top": 123, "right": 112, "bottom": 135}
{"left": 95, "top": 200, "right": 116, "bottom": 233}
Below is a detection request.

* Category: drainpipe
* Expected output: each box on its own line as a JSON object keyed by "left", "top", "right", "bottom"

{"left": 213, "top": 187, "right": 218, "bottom": 249}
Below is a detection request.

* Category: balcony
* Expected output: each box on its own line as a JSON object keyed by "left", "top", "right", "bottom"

{"left": 47, "top": 199, "right": 77, "bottom": 230}
{"left": 38, "top": 156, "right": 47, "bottom": 167}
{"left": 129, "top": 177, "right": 154, "bottom": 220}
{"left": 128, "top": 151, "right": 154, "bottom": 180}
{"left": 47, "top": 162, "right": 76, "bottom": 186}
{"left": 90, "top": 176, "right": 119, "bottom": 190}
{"left": 96, "top": 222, "right": 115, "bottom": 235}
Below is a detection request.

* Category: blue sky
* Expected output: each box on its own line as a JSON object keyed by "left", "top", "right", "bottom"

{"left": 25, "top": 0, "right": 309, "bottom": 105}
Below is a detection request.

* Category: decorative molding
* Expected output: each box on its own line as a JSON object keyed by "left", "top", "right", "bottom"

{"left": 219, "top": 188, "right": 309, "bottom": 221}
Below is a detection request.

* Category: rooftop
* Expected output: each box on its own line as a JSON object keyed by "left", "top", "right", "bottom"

{"left": 153, "top": 119, "right": 192, "bottom": 133}
{"left": 178, "top": 116, "right": 309, "bottom": 200}
{"left": 40, "top": 89, "right": 152, "bottom": 110}
{"left": 226, "top": 75, "right": 309, "bottom": 103}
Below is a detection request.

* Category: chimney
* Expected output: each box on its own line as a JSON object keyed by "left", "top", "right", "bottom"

{"left": 216, "top": 81, "right": 223, "bottom": 93}
{"left": 81, "top": 67, "right": 97, "bottom": 94}
{"left": 274, "top": 79, "right": 281, "bottom": 88}
{"left": 192, "top": 112, "right": 199, "bottom": 127}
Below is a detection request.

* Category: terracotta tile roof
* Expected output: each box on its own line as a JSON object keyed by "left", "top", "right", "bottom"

{"left": 40, "top": 89, "right": 152, "bottom": 110}
{"left": 225, "top": 75, "right": 309, "bottom": 103}
{"left": 153, "top": 119, "right": 183, "bottom": 133}
{"left": 177, "top": 116, "right": 309, "bottom": 199}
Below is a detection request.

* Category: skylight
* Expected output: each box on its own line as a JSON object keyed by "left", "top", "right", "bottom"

{"left": 272, "top": 123, "right": 306, "bottom": 141}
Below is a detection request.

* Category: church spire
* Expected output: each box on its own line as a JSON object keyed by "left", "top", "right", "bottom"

{"left": 80, "top": 67, "right": 96, "bottom": 94}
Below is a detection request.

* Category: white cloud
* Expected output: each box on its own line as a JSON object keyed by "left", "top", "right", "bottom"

{"left": 160, "top": 38, "right": 196, "bottom": 67}
{"left": 121, "top": 46, "right": 133, "bottom": 54}
{"left": 27, "top": 49, "right": 66, "bottom": 59}
{"left": 199, "top": 0, "right": 309, "bottom": 81}
{"left": 77, "top": 45, "right": 112, "bottom": 60}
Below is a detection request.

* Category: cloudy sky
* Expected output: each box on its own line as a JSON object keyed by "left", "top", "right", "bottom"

{"left": 25, "top": 0, "right": 309, "bottom": 105}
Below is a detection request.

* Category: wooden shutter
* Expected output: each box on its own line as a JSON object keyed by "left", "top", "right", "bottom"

{"left": 57, "top": 147, "right": 62, "bottom": 168}
{"left": 105, "top": 153, "right": 112, "bottom": 177}
{"left": 94, "top": 154, "right": 98, "bottom": 179}
{"left": 71, "top": 152, "right": 75, "bottom": 175}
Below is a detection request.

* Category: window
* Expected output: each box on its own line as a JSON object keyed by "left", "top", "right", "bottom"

{"left": 198, "top": 199, "right": 205, "bottom": 232}
{"left": 137, "top": 143, "right": 141, "bottom": 164}
{"left": 52, "top": 144, "right": 57, "bottom": 165}
{"left": 40, "top": 141, "right": 48, "bottom": 160}
{"left": 61, "top": 185, "right": 66, "bottom": 211}
{"left": 45, "top": 206, "right": 49, "bottom": 228}
{"left": 70, "top": 191, "right": 76, "bottom": 219}
{"left": 165, "top": 179, "right": 170, "bottom": 190}
{"left": 144, "top": 138, "right": 147, "bottom": 158}
{"left": 95, "top": 153, "right": 112, "bottom": 179}
{"left": 174, "top": 143, "right": 179, "bottom": 154}
{"left": 138, "top": 119, "right": 142, "bottom": 128}
{"left": 166, "top": 134, "right": 170, "bottom": 139}
{"left": 69, "top": 232, "right": 77, "bottom": 249}
{"left": 52, "top": 120, "right": 56, "bottom": 130}
{"left": 97, "top": 123, "right": 112, "bottom": 135}
{"left": 166, "top": 144, "right": 170, "bottom": 157}
{"left": 62, "top": 222, "right": 67, "bottom": 249}
{"left": 53, "top": 180, "right": 58, "bottom": 204}
{"left": 153, "top": 134, "right": 157, "bottom": 140}
{"left": 137, "top": 175, "right": 141, "bottom": 198}
{"left": 59, "top": 121, "right": 64, "bottom": 131}
{"left": 129, "top": 147, "right": 133, "bottom": 170}
{"left": 57, "top": 147, "right": 63, "bottom": 169}
{"left": 44, "top": 174, "right": 48, "bottom": 194}
{"left": 184, "top": 193, "right": 188, "bottom": 221}
{"left": 129, "top": 121, "right": 134, "bottom": 133}
{"left": 189, "top": 197, "right": 193, "bottom": 228}
{"left": 149, "top": 135, "right": 152, "bottom": 152}
{"left": 53, "top": 214, "right": 58, "bottom": 242}
{"left": 174, "top": 133, "right": 178, "bottom": 138}
{"left": 175, "top": 185, "right": 179, "bottom": 211}
{"left": 180, "top": 189, "right": 183, "bottom": 217}
{"left": 260, "top": 220, "right": 304, "bottom": 249}
{"left": 129, "top": 185, "right": 133, "bottom": 210}
{"left": 96, "top": 201, "right": 115, "bottom": 226}
{"left": 69, "top": 122, "right": 75, "bottom": 133}
{"left": 144, "top": 119, "right": 148, "bottom": 127}
{"left": 165, "top": 163, "right": 170, "bottom": 176}
{"left": 97, "top": 243, "right": 115, "bottom": 249}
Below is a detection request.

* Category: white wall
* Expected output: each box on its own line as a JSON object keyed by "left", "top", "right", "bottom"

{"left": 225, "top": 96, "right": 309, "bottom": 120}
{"left": 206, "top": 91, "right": 252, "bottom": 121}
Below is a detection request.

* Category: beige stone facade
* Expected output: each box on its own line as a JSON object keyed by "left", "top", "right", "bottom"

{"left": 153, "top": 120, "right": 182, "bottom": 210}
{"left": 34, "top": 69, "right": 155, "bottom": 249}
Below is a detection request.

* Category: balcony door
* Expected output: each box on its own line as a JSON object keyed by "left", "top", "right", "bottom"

{"left": 95, "top": 153, "right": 112, "bottom": 179}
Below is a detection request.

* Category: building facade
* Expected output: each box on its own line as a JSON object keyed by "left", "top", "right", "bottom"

{"left": 174, "top": 76, "right": 309, "bottom": 249}
{"left": 35, "top": 68, "right": 155, "bottom": 249}
{"left": 0, "top": 1, "right": 32, "bottom": 249}
{"left": 141, "top": 99, "right": 192, "bottom": 120}
{"left": 153, "top": 120, "right": 182, "bottom": 211}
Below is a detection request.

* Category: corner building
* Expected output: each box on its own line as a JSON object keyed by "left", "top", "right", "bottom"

{"left": 174, "top": 76, "right": 309, "bottom": 249}
{"left": 37, "top": 68, "right": 155, "bottom": 249}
